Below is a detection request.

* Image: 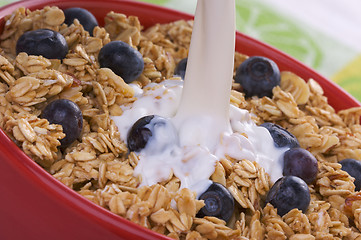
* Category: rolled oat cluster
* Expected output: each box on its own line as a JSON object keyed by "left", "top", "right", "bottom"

{"left": 2, "top": 6, "right": 361, "bottom": 240}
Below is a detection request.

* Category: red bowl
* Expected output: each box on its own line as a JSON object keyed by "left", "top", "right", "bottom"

{"left": 0, "top": 0, "right": 360, "bottom": 239}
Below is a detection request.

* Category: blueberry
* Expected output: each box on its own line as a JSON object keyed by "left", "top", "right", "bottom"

{"left": 266, "top": 176, "right": 310, "bottom": 216}
{"left": 16, "top": 29, "right": 68, "bottom": 59}
{"left": 340, "top": 158, "right": 361, "bottom": 191}
{"left": 261, "top": 122, "right": 300, "bottom": 149}
{"left": 98, "top": 41, "right": 144, "bottom": 83}
{"left": 41, "top": 99, "right": 83, "bottom": 149}
{"left": 235, "top": 56, "right": 280, "bottom": 98}
{"left": 127, "top": 115, "right": 178, "bottom": 153}
{"left": 63, "top": 7, "right": 98, "bottom": 35}
{"left": 283, "top": 148, "right": 318, "bottom": 184}
{"left": 174, "top": 58, "right": 187, "bottom": 79}
{"left": 196, "top": 182, "right": 234, "bottom": 222}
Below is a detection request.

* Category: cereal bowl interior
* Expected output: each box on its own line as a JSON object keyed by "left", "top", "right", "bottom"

{"left": 1, "top": 0, "right": 361, "bottom": 240}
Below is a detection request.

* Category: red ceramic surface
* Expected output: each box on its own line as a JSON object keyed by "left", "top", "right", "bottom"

{"left": 0, "top": 0, "right": 360, "bottom": 240}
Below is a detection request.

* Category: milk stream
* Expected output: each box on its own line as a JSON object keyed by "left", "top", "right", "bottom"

{"left": 111, "top": 0, "right": 288, "bottom": 197}
{"left": 174, "top": 0, "right": 235, "bottom": 151}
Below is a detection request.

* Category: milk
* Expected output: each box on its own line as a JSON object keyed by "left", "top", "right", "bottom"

{"left": 112, "top": 80, "right": 287, "bottom": 195}
{"left": 111, "top": 0, "right": 287, "bottom": 196}
{"left": 174, "top": 0, "right": 235, "bottom": 151}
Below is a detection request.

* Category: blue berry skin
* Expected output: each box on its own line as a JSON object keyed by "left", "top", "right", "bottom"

{"left": 174, "top": 58, "right": 187, "bottom": 79}
{"left": 266, "top": 176, "right": 310, "bottom": 216}
{"left": 127, "top": 115, "right": 178, "bottom": 153}
{"left": 98, "top": 41, "right": 144, "bottom": 83}
{"left": 196, "top": 182, "right": 234, "bottom": 223}
{"left": 283, "top": 148, "right": 318, "bottom": 184}
{"left": 41, "top": 99, "right": 83, "bottom": 149}
{"left": 127, "top": 115, "right": 154, "bottom": 152}
{"left": 63, "top": 7, "right": 98, "bottom": 35}
{"left": 235, "top": 56, "right": 280, "bottom": 98}
{"left": 16, "top": 29, "right": 68, "bottom": 59}
{"left": 340, "top": 158, "right": 361, "bottom": 191}
{"left": 261, "top": 122, "right": 300, "bottom": 149}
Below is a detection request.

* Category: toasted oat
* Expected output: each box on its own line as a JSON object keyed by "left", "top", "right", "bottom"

{"left": 280, "top": 71, "right": 310, "bottom": 105}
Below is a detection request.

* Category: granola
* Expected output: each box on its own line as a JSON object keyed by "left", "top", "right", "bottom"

{"left": 1, "top": 5, "right": 361, "bottom": 240}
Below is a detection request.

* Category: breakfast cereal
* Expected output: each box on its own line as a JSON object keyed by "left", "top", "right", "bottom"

{"left": 1, "top": 5, "right": 361, "bottom": 240}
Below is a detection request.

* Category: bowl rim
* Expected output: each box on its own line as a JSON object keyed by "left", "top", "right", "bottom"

{"left": 0, "top": 0, "right": 360, "bottom": 239}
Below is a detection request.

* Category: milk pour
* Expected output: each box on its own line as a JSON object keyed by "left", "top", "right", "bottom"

{"left": 173, "top": 0, "right": 235, "bottom": 150}
{"left": 111, "top": 0, "right": 288, "bottom": 196}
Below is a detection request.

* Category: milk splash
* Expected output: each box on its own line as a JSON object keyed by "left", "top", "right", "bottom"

{"left": 112, "top": 0, "right": 287, "bottom": 196}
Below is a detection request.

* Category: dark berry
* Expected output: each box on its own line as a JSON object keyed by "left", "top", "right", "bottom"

{"left": 98, "top": 41, "right": 144, "bottom": 83}
{"left": 63, "top": 7, "right": 98, "bottom": 35}
{"left": 16, "top": 29, "right": 68, "bottom": 59}
{"left": 41, "top": 99, "right": 83, "bottom": 149}
{"left": 283, "top": 148, "right": 318, "bottom": 184}
{"left": 196, "top": 182, "right": 234, "bottom": 222}
{"left": 127, "top": 115, "right": 178, "bottom": 153}
{"left": 266, "top": 176, "right": 310, "bottom": 216}
{"left": 261, "top": 122, "right": 300, "bottom": 149}
{"left": 174, "top": 58, "right": 187, "bottom": 79}
{"left": 340, "top": 158, "right": 361, "bottom": 191}
{"left": 235, "top": 56, "right": 280, "bottom": 98}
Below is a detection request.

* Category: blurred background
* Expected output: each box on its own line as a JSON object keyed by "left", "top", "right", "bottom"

{"left": 1, "top": 0, "right": 361, "bottom": 100}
